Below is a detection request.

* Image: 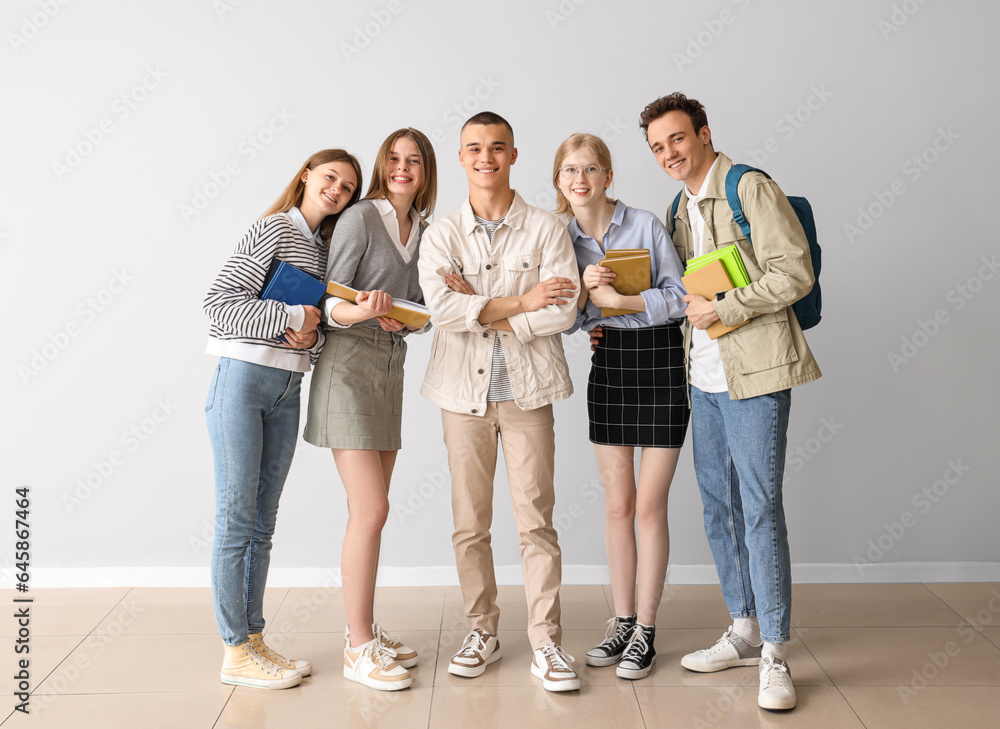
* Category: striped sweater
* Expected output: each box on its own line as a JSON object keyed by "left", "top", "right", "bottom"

{"left": 204, "top": 210, "right": 327, "bottom": 372}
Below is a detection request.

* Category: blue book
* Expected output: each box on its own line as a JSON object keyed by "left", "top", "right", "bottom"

{"left": 260, "top": 261, "right": 326, "bottom": 341}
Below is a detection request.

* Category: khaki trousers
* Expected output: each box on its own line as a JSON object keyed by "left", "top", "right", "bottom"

{"left": 441, "top": 402, "right": 562, "bottom": 649}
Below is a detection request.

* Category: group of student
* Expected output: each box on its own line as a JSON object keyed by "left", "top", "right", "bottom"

{"left": 203, "top": 91, "right": 821, "bottom": 712}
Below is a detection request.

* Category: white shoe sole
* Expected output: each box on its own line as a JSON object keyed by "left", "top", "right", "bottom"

{"left": 530, "top": 662, "right": 581, "bottom": 691}
{"left": 343, "top": 666, "right": 412, "bottom": 691}
{"left": 759, "top": 692, "right": 797, "bottom": 710}
{"left": 584, "top": 651, "right": 621, "bottom": 667}
{"left": 448, "top": 648, "right": 502, "bottom": 677}
{"left": 680, "top": 654, "right": 760, "bottom": 673}
{"left": 617, "top": 655, "right": 656, "bottom": 680}
{"left": 220, "top": 671, "right": 301, "bottom": 690}
{"left": 294, "top": 662, "right": 313, "bottom": 677}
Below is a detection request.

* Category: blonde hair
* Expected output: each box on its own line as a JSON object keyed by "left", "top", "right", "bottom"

{"left": 551, "top": 133, "right": 614, "bottom": 216}
{"left": 364, "top": 128, "right": 438, "bottom": 220}
{"left": 261, "top": 149, "right": 364, "bottom": 242}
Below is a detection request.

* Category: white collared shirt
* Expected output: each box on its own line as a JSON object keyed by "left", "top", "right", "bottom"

{"left": 282, "top": 206, "right": 320, "bottom": 332}
{"left": 370, "top": 197, "right": 419, "bottom": 263}
{"left": 685, "top": 156, "right": 729, "bottom": 393}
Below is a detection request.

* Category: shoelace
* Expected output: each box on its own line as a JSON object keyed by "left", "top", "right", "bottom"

{"left": 539, "top": 644, "right": 575, "bottom": 672}
{"left": 373, "top": 623, "right": 403, "bottom": 649}
{"left": 622, "top": 626, "right": 651, "bottom": 663}
{"left": 706, "top": 627, "right": 738, "bottom": 656}
{"left": 761, "top": 657, "right": 791, "bottom": 690}
{"left": 243, "top": 643, "right": 281, "bottom": 675}
{"left": 364, "top": 639, "right": 399, "bottom": 670}
{"left": 457, "top": 630, "right": 489, "bottom": 657}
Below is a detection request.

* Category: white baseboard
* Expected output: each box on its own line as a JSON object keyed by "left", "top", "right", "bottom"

{"left": 11, "top": 562, "right": 1000, "bottom": 589}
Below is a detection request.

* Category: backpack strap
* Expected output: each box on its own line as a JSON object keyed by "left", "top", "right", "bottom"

{"left": 725, "top": 163, "right": 772, "bottom": 246}
{"left": 667, "top": 190, "right": 683, "bottom": 236}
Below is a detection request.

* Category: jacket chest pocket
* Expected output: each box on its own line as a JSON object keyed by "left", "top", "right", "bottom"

{"left": 503, "top": 252, "right": 541, "bottom": 295}
{"left": 455, "top": 258, "right": 484, "bottom": 294}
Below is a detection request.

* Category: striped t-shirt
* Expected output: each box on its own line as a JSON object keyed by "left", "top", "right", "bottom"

{"left": 475, "top": 214, "right": 514, "bottom": 403}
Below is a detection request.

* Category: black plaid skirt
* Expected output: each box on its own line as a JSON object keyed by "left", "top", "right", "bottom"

{"left": 587, "top": 324, "right": 689, "bottom": 448}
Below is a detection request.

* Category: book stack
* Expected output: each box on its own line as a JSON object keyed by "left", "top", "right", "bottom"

{"left": 597, "top": 248, "right": 651, "bottom": 317}
{"left": 681, "top": 245, "right": 751, "bottom": 340}
{"left": 260, "top": 261, "right": 327, "bottom": 342}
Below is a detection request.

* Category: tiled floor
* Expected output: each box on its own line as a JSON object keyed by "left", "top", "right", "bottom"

{"left": 2, "top": 583, "right": 999, "bottom": 728}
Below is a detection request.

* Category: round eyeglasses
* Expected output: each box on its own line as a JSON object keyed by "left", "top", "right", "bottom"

{"left": 558, "top": 164, "right": 605, "bottom": 179}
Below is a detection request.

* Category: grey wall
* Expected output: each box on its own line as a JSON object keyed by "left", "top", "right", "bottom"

{"left": 3, "top": 0, "right": 996, "bottom": 586}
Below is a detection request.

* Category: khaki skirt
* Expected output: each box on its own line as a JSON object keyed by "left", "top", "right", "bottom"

{"left": 305, "top": 326, "right": 407, "bottom": 450}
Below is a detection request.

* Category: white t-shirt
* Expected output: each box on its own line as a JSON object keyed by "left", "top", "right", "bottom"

{"left": 686, "top": 157, "right": 729, "bottom": 394}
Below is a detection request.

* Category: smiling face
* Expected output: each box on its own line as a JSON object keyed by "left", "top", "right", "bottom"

{"left": 458, "top": 123, "right": 517, "bottom": 192}
{"left": 298, "top": 160, "right": 358, "bottom": 229}
{"left": 646, "top": 110, "right": 714, "bottom": 194}
{"left": 385, "top": 135, "right": 423, "bottom": 202}
{"left": 556, "top": 146, "right": 613, "bottom": 214}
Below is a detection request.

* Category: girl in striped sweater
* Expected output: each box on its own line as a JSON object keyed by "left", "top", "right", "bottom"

{"left": 204, "top": 149, "right": 362, "bottom": 689}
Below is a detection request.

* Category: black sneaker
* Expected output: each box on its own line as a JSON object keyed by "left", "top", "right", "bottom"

{"left": 617, "top": 623, "right": 656, "bottom": 679}
{"left": 585, "top": 615, "right": 636, "bottom": 667}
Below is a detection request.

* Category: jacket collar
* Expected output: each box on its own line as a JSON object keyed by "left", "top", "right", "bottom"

{"left": 461, "top": 189, "right": 527, "bottom": 234}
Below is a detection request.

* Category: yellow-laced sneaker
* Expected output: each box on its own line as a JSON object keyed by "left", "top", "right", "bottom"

{"left": 220, "top": 641, "right": 301, "bottom": 690}
{"left": 248, "top": 632, "right": 312, "bottom": 677}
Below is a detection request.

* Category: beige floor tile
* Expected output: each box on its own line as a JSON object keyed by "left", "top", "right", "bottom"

{"left": 259, "top": 630, "right": 440, "bottom": 691}
{"left": 3, "top": 690, "right": 232, "bottom": 729}
{"left": 216, "top": 686, "right": 432, "bottom": 729}
{"left": 798, "top": 626, "right": 1000, "bottom": 685}
{"left": 982, "top": 627, "right": 1000, "bottom": 650}
{"left": 655, "top": 584, "right": 735, "bottom": 628}
{"left": 627, "top": 628, "right": 830, "bottom": 687}
{"left": 0, "top": 588, "right": 130, "bottom": 637}
{"left": 269, "top": 587, "right": 345, "bottom": 633}
{"left": 34, "top": 633, "right": 226, "bottom": 694}
{"left": 791, "top": 583, "right": 965, "bottom": 627}
{"left": 429, "top": 685, "right": 642, "bottom": 729}
{"left": 15, "top": 635, "right": 87, "bottom": 692}
{"left": 91, "top": 586, "right": 286, "bottom": 635}
{"left": 841, "top": 685, "right": 1000, "bottom": 729}
{"left": 635, "top": 685, "right": 865, "bottom": 728}
{"left": 925, "top": 583, "right": 1000, "bottom": 629}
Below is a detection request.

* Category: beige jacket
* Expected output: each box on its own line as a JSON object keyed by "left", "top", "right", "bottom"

{"left": 418, "top": 192, "right": 579, "bottom": 415}
{"left": 670, "top": 153, "right": 821, "bottom": 400}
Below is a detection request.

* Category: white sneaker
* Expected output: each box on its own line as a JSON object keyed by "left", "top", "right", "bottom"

{"left": 448, "top": 629, "right": 502, "bottom": 678}
{"left": 680, "top": 626, "right": 762, "bottom": 673}
{"left": 346, "top": 624, "right": 419, "bottom": 669}
{"left": 343, "top": 638, "right": 412, "bottom": 691}
{"left": 530, "top": 644, "right": 580, "bottom": 692}
{"left": 758, "top": 655, "right": 797, "bottom": 710}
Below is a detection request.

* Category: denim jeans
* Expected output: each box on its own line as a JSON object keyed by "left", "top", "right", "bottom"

{"left": 691, "top": 386, "right": 792, "bottom": 643}
{"left": 206, "top": 357, "right": 302, "bottom": 646}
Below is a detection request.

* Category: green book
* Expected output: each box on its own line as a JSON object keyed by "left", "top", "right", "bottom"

{"left": 684, "top": 244, "right": 751, "bottom": 287}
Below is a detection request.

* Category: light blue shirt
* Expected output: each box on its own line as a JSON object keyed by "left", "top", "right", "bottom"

{"left": 568, "top": 200, "right": 687, "bottom": 333}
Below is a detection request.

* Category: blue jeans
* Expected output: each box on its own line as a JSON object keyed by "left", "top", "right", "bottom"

{"left": 206, "top": 357, "right": 302, "bottom": 646}
{"left": 691, "top": 386, "right": 792, "bottom": 643}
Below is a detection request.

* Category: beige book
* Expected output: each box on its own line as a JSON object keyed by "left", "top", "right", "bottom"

{"left": 325, "top": 281, "right": 431, "bottom": 329}
{"left": 597, "top": 253, "right": 651, "bottom": 317}
{"left": 680, "top": 258, "right": 747, "bottom": 340}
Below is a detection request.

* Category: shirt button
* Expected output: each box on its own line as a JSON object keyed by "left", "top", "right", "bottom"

{"left": 471, "top": 408, "right": 478, "bottom": 414}
{"left": 522, "top": 262, "right": 528, "bottom": 268}
{"left": 482, "top": 332, "right": 489, "bottom": 338}
{"left": 478, "top": 369, "right": 484, "bottom": 374}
